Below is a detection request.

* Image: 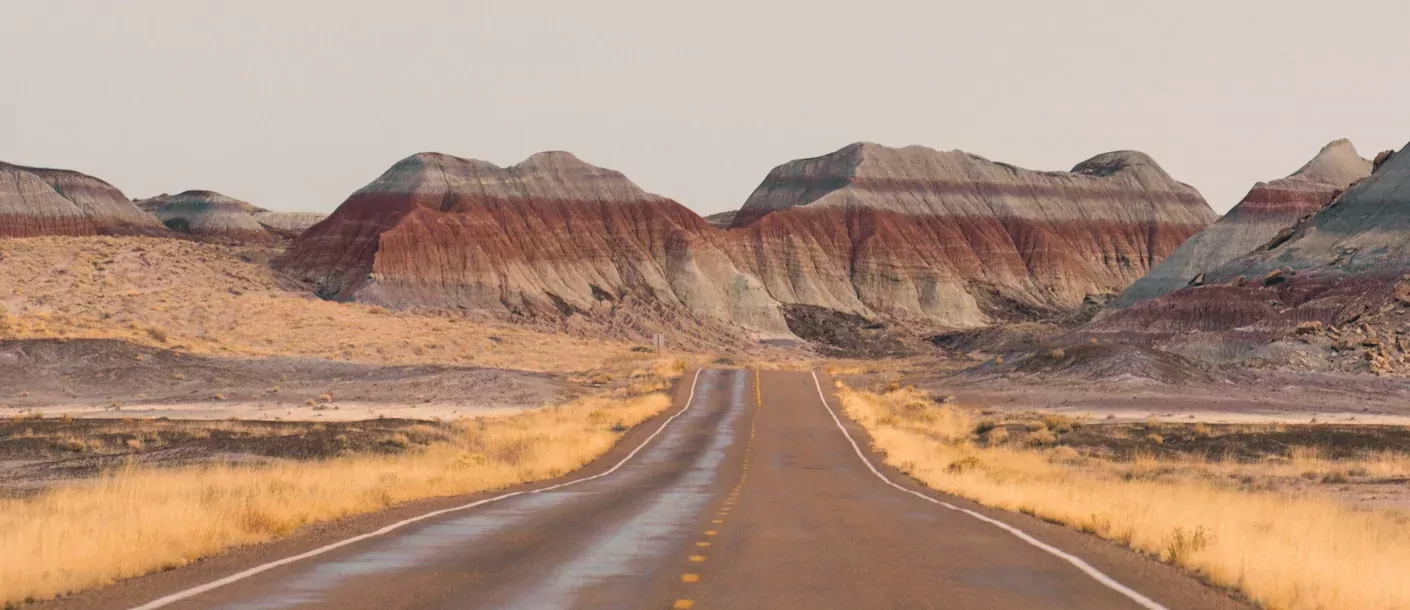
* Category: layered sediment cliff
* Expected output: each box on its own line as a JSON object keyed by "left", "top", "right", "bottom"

{"left": 0, "top": 162, "right": 166, "bottom": 237}
{"left": 1111, "top": 139, "right": 1372, "bottom": 307}
{"left": 279, "top": 143, "right": 1217, "bottom": 337}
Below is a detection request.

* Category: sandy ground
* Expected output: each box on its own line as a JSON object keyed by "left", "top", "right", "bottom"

{"left": 7, "top": 401, "right": 525, "bottom": 422}
{"left": 1, "top": 339, "right": 571, "bottom": 421}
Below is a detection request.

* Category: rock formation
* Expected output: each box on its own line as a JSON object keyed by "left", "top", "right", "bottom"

{"left": 276, "top": 151, "right": 788, "bottom": 336}
{"left": 250, "top": 211, "right": 326, "bottom": 236}
{"left": 0, "top": 162, "right": 166, "bottom": 238}
{"left": 280, "top": 144, "right": 1215, "bottom": 340}
{"left": 703, "top": 210, "right": 737, "bottom": 228}
{"left": 137, "top": 191, "right": 326, "bottom": 242}
{"left": 1110, "top": 139, "right": 1372, "bottom": 308}
{"left": 1087, "top": 140, "right": 1410, "bottom": 372}
{"left": 726, "top": 143, "right": 1217, "bottom": 326}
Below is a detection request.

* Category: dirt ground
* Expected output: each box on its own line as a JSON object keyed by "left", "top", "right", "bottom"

{"left": 0, "top": 417, "right": 456, "bottom": 498}
{"left": 0, "top": 339, "right": 570, "bottom": 419}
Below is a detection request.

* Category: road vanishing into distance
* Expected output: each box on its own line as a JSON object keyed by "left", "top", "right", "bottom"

{"left": 66, "top": 370, "right": 1246, "bottom": 610}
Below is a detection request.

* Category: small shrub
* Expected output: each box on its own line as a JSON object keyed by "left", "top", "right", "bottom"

{"left": 1049, "top": 348, "right": 1066, "bottom": 360}
{"left": 1026, "top": 428, "right": 1058, "bottom": 446}
{"left": 946, "top": 455, "right": 983, "bottom": 475}
{"left": 981, "top": 427, "right": 1010, "bottom": 445}
{"left": 1320, "top": 471, "right": 1351, "bottom": 485}
{"left": 1146, "top": 433, "right": 1165, "bottom": 445}
{"left": 1043, "top": 415, "right": 1074, "bottom": 434}
{"left": 1163, "top": 526, "right": 1214, "bottom": 565}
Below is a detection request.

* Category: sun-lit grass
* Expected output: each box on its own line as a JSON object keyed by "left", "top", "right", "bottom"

{"left": 0, "top": 389, "right": 672, "bottom": 605}
{"left": 0, "top": 236, "right": 650, "bottom": 373}
{"left": 838, "top": 384, "right": 1410, "bottom": 610}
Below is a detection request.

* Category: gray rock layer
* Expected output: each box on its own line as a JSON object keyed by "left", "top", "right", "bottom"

{"left": 1111, "top": 139, "right": 1372, "bottom": 307}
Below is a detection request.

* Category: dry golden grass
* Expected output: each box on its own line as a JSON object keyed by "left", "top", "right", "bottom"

{"left": 0, "top": 236, "right": 649, "bottom": 373}
{"left": 0, "top": 390, "right": 671, "bottom": 605}
{"left": 838, "top": 384, "right": 1410, "bottom": 610}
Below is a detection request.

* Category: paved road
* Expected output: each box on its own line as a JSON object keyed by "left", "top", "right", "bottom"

{"left": 79, "top": 369, "right": 1246, "bottom": 610}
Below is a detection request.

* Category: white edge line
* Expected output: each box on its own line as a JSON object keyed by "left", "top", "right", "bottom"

{"left": 808, "top": 371, "right": 1169, "bottom": 610}
{"left": 127, "top": 369, "right": 706, "bottom": 610}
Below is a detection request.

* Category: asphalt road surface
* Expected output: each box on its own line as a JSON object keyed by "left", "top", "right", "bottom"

{"left": 69, "top": 369, "right": 1247, "bottom": 610}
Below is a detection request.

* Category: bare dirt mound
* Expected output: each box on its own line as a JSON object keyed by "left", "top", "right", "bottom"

{"left": 971, "top": 343, "right": 1247, "bottom": 385}
{"left": 929, "top": 323, "right": 1067, "bottom": 356}
{"left": 780, "top": 304, "right": 913, "bottom": 357}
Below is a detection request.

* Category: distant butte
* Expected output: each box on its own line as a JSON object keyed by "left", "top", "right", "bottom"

{"left": 136, "top": 191, "right": 326, "bottom": 242}
{"left": 277, "top": 142, "right": 1216, "bottom": 338}
{"left": 0, "top": 162, "right": 167, "bottom": 238}
{"left": 725, "top": 143, "right": 1216, "bottom": 326}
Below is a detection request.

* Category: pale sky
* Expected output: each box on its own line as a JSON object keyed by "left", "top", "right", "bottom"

{"left": 3, "top": 1, "right": 1407, "bottom": 215}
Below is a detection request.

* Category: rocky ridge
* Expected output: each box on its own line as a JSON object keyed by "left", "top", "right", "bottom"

{"left": 1086, "top": 140, "right": 1410, "bottom": 375}
{"left": 279, "top": 144, "right": 1217, "bottom": 343}
{"left": 0, "top": 162, "right": 166, "bottom": 238}
{"left": 137, "top": 191, "right": 326, "bottom": 242}
{"left": 1110, "top": 139, "right": 1373, "bottom": 307}
{"left": 276, "top": 151, "right": 787, "bottom": 339}
{"left": 726, "top": 143, "right": 1217, "bottom": 326}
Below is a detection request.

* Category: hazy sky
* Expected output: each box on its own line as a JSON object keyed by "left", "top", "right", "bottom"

{"left": 3, "top": 1, "right": 1408, "bottom": 215}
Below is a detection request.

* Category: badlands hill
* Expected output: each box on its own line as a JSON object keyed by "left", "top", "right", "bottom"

{"left": 275, "top": 151, "right": 787, "bottom": 337}
{"left": 1087, "top": 142, "right": 1410, "bottom": 372}
{"left": 1110, "top": 139, "right": 1373, "bottom": 308}
{"left": 0, "top": 162, "right": 166, "bottom": 238}
{"left": 727, "top": 143, "right": 1217, "bottom": 325}
{"left": 279, "top": 144, "right": 1215, "bottom": 339}
{"left": 137, "top": 191, "right": 326, "bottom": 242}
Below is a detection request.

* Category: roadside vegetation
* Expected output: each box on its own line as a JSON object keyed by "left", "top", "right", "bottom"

{"left": 0, "top": 367, "right": 680, "bottom": 607}
{"left": 0, "top": 236, "right": 645, "bottom": 372}
{"left": 836, "top": 381, "right": 1410, "bottom": 610}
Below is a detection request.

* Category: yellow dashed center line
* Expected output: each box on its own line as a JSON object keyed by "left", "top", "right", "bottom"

{"left": 674, "top": 370, "right": 763, "bottom": 609}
